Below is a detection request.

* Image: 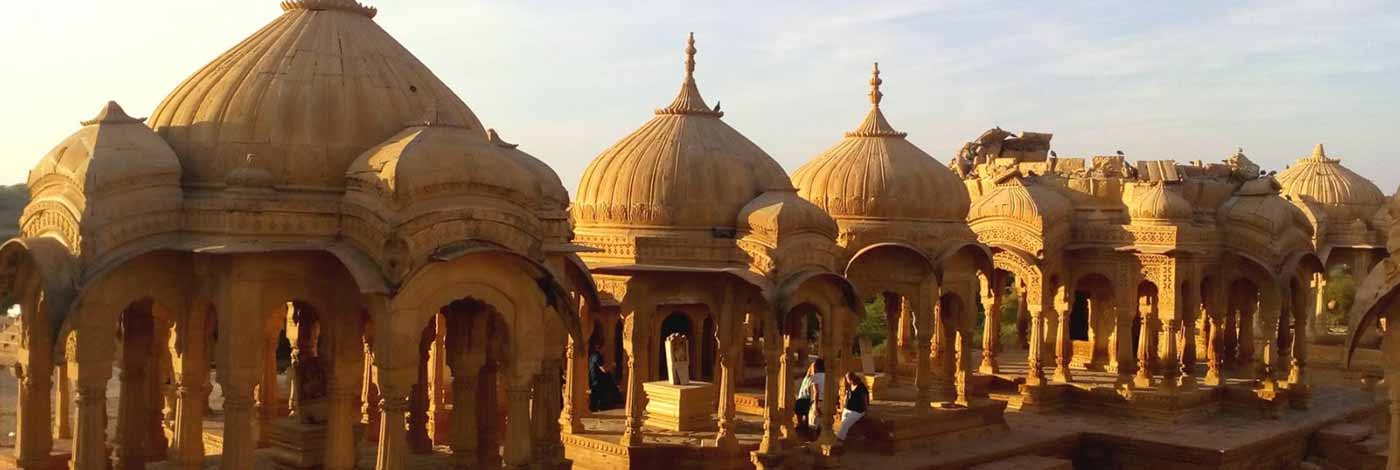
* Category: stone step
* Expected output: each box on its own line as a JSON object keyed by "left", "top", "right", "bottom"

{"left": 968, "top": 455, "right": 1073, "bottom": 470}
{"left": 1316, "top": 423, "right": 1373, "bottom": 445}
{"left": 1310, "top": 422, "right": 1388, "bottom": 470}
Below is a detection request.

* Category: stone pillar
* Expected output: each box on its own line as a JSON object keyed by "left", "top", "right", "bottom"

{"left": 755, "top": 324, "right": 784, "bottom": 459}
{"left": 1310, "top": 273, "right": 1327, "bottom": 338}
{"left": 1289, "top": 296, "right": 1310, "bottom": 394}
{"left": 170, "top": 379, "right": 208, "bottom": 470}
{"left": 560, "top": 336, "right": 586, "bottom": 434}
{"left": 113, "top": 316, "right": 153, "bottom": 470}
{"left": 408, "top": 323, "right": 434, "bottom": 454}
{"left": 539, "top": 362, "right": 566, "bottom": 467}
{"left": 1162, "top": 319, "right": 1182, "bottom": 392}
{"left": 895, "top": 294, "right": 914, "bottom": 376}
{"left": 256, "top": 331, "right": 281, "bottom": 445}
{"left": 1053, "top": 288, "right": 1073, "bottom": 383}
{"left": 1026, "top": 304, "right": 1046, "bottom": 386}
{"left": 1238, "top": 301, "right": 1255, "bottom": 366}
{"left": 778, "top": 335, "right": 794, "bottom": 439}
{"left": 714, "top": 292, "right": 739, "bottom": 450}
{"left": 1134, "top": 298, "right": 1155, "bottom": 389}
{"left": 1206, "top": 312, "right": 1226, "bottom": 386}
{"left": 426, "top": 315, "right": 448, "bottom": 444}
{"left": 448, "top": 360, "right": 480, "bottom": 466}
{"left": 1181, "top": 306, "right": 1199, "bottom": 389}
{"left": 54, "top": 364, "right": 72, "bottom": 439}
{"left": 221, "top": 380, "right": 258, "bottom": 470}
{"left": 913, "top": 292, "right": 934, "bottom": 414}
{"left": 360, "top": 342, "right": 380, "bottom": 443}
{"left": 1016, "top": 293, "right": 1030, "bottom": 351}
{"left": 1258, "top": 294, "right": 1281, "bottom": 392}
{"left": 619, "top": 311, "right": 645, "bottom": 447}
{"left": 325, "top": 386, "right": 359, "bottom": 470}
{"left": 955, "top": 323, "right": 973, "bottom": 407}
{"left": 980, "top": 286, "right": 1001, "bottom": 374}
{"left": 503, "top": 385, "right": 534, "bottom": 470}
{"left": 375, "top": 368, "right": 412, "bottom": 470}
{"left": 71, "top": 380, "right": 108, "bottom": 470}
{"left": 14, "top": 361, "right": 55, "bottom": 470}
{"left": 881, "top": 293, "right": 900, "bottom": 383}
{"left": 1114, "top": 292, "right": 1136, "bottom": 386}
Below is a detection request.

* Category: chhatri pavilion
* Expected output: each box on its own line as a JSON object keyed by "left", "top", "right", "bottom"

{"left": 1, "top": 1, "right": 1395, "bottom": 470}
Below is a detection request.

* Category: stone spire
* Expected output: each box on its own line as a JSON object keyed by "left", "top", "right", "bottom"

{"left": 656, "top": 33, "right": 723, "bottom": 117}
{"left": 280, "top": 0, "right": 378, "bottom": 18}
{"left": 1309, "top": 143, "right": 1332, "bottom": 161}
{"left": 847, "top": 62, "right": 907, "bottom": 138}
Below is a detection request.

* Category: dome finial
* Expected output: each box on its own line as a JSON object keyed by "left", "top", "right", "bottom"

{"left": 1312, "top": 143, "right": 1327, "bottom": 159}
{"left": 656, "top": 33, "right": 721, "bottom": 117}
{"left": 685, "top": 32, "right": 697, "bottom": 82}
{"left": 869, "top": 62, "right": 884, "bottom": 108}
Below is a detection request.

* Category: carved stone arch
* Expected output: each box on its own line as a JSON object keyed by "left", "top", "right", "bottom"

{"left": 60, "top": 250, "right": 190, "bottom": 352}
{"left": 970, "top": 219, "right": 1046, "bottom": 258}
{"left": 0, "top": 237, "right": 78, "bottom": 350}
{"left": 992, "top": 248, "right": 1044, "bottom": 306}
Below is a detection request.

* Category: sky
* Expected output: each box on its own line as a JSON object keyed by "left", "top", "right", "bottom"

{"left": 1, "top": 0, "right": 1397, "bottom": 193}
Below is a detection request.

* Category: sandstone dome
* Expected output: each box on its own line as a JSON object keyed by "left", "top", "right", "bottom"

{"left": 149, "top": 0, "right": 483, "bottom": 190}
{"left": 29, "top": 102, "right": 182, "bottom": 196}
{"left": 572, "top": 35, "right": 792, "bottom": 229}
{"left": 1276, "top": 144, "right": 1385, "bottom": 223}
{"left": 1128, "top": 182, "right": 1193, "bottom": 225}
{"left": 968, "top": 174, "right": 1071, "bottom": 227}
{"left": 345, "top": 122, "right": 561, "bottom": 210}
{"left": 1222, "top": 177, "right": 1314, "bottom": 239}
{"left": 793, "top": 64, "right": 969, "bottom": 222}
{"left": 737, "top": 190, "right": 839, "bottom": 242}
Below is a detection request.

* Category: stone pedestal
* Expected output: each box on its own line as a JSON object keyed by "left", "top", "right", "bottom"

{"left": 861, "top": 373, "right": 891, "bottom": 401}
{"left": 643, "top": 381, "right": 716, "bottom": 432}
{"left": 265, "top": 418, "right": 364, "bottom": 470}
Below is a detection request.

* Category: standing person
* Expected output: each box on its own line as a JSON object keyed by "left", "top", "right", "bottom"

{"left": 836, "top": 371, "right": 869, "bottom": 441}
{"left": 588, "top": 342, "right": 621, "bottom": 411}
{"left": 794, "top": 358, "right": 825, "bottom": 434}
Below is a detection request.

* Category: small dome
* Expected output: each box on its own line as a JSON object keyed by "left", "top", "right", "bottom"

{"left": 1222, "top": 177, "right": 1314, "bottom": 238}
{"left": 1128, "top": 183, "right": 1192, "bottom": 225}
{"left": 346, "top": 123, "right": 551, "bottom": 209}
{"left": 150, "top": 1, "right": 482, "bottom": 190}
{"left": 738, "top": 190, "right": 839, "bottom": 241}
{"left": 968, "top": 175, "right": 1071, "bottom": 226}
{"left": 28, "top": 102, "right": 181, "bottom": 195}
{"left": 1276, "top": 144, "right": 1385, "bottom": 223}
{"left": 793, "top": 63, "right": 969, "bottom": 222}
{"left": 573, "top": 34, "right": 792, "bottom": 229}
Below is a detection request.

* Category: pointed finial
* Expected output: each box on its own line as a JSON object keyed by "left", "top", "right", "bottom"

{"left": 685, "top": 32, "right": 697, "bottom": 82}
{"left": 1312, "top": 143, "right": 1327, "bottom": 159}
{"left": 869, "top": 62, "right": 884, "bottom": 107}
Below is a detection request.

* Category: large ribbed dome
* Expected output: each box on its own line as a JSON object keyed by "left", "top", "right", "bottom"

{"left": 149, "top": 1, "right": 483, "bottom": 190}
{"left": 793, "top": 64, "right": 969, "bottom": 222}
{"left": 29, "top": 102, "right": 181, "bottom": 196}
{"left": 1128, "top": 182, "right": 1192, "bottom": 225}
{"left": 572, "top": 35, "right": 791, "bottom": 229}
{"left": 968, "top": 174, "right": 1071, "bottom": 226}
{"left": 1276, "top": 144, "right": 1385, "bottom": 223}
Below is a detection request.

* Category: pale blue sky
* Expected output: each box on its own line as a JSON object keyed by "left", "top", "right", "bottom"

{"left": 2, "top": 0, "right": 1397, "bottom": 192}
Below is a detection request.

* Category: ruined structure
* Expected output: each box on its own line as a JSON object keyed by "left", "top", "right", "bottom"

{"left": 0, "top": 2, "right": 1392, "bottom": 470}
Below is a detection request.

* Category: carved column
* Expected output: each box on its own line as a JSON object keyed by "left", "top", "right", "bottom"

{"left": 113, "top": 314, "right": 153, "bottom": 470}
{"left": 54, "top": 364, "right": 72, "bottom": 440}
{"left": 755, "top": 320, "right": 784, "bottom": 460}
{"left": 426, "top": 315, "right": 448, "bottom": 444}
{"left": 619, "top": 310, "right": 645, "bottom": 447}
{"left": 408, "top": 323, "right": 435, "bottom": 453}
{"left": 1134, "top": 297, "right": 1155, "bottom": 389}
{"left": 895, "top": 294, "right": 914, "bottom": 377}
{"left": 560, "top": 336, "right": 586, "bottom": 434}
{"left": 503, "top": 385, "right": 534, "bottom": 470}
{"left": 1181, "top": 300, "right": 1199, "bottom": 390}
{"left": 171, "top": 378, "right": 208, "bottom": 470}
{"left": 1289, "top": 293, "right": 1310, "bottom": 395}
{"left": 325, "top": 387, "right": 359, "bottom": 470}
{"left": 71, "top": 380, "right": 108, "bottom": 470}
{"left": 538, "top": 362, "right": 566, "bottom": 466}
{"left": 1016, "top": 293, "right": 1030, "bottom": 350}
{"left": 778, "top": 334, "right": 794, "bottom": 439}
{"left": 1310, "top": 273, "right": 1326, "bottom": 338}
{"left": 980, "top": 283, "right": 1001, "bottom": 374}
{"left": 221, "top": 380, "right": 258, "bottom": 470}
{"left": 14, "top": 361, "right": 55, "bottom": 470}
{"left": 913, "top": 291, "right": 934, "bottom": 414}
{"left": 1114, "top": 288, "right": 1136, "bottom": 386}
{"left": 448, "top": 359, "right": 480, "bottom": 466}
{"left": 955, "top": 321, "right": 973, "bottom": 407}
{"left": 256, "top": 327, "right": 282, "bottom": 445}
{"left": 1053, "top": 287, "right": 1073, "bottom": 383}
{"left": 375, "top": 368, "right": 412, "bottom": 470}
{"left": 1162, "top": 319, "right": 1182, "bottom": 392}
{"left": 880, "top": 293, "right": 899, "bottom": 383}
{"left": 1238, "top": 301, "right": 1255, "bottom": 367}
{"left": 1025, "top": 304, "right": 1046, "bottom": 386}
{"left": 1258, "top": 292, "right": 1281, "bottom": 392}
{"left": 361, "top": 341, "right": 380, "bottom": 443}
{"left": 714, "top": 289, "right": 739, "bottom": 450}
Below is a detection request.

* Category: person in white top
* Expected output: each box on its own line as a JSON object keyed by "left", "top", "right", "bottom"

{"left": 795, "top": 358, "right": 825, "bottom": 434}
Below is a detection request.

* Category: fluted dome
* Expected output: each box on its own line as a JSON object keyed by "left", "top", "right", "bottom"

{"left": 346, "top": 123, "right": 556, "bottom": 210}
{"left": 150, "top": 1, "right": 482, "bottom": 190}
{"left": 1128, "top": 183, "right": 1192, "bottom": 225}
{"left": 1276, "top": 144, "right": 1385, "bottom": 223}
{"left": 29, "top": 102, "right": 181, "bottom": 196}
{"left": 968, "top": 175, "right": 1071, "bottom": 226}
{"left": 738, "top": 190, "right": 839, "bottom": 241}
{"left": 573, "top": 35, "right": 791, "bottom": 229}
{"left": 1222, "top": 177, "right": 1314, "bottom": 239}
{"left": 793, "top": 64, "right": 968, "bottom": 222}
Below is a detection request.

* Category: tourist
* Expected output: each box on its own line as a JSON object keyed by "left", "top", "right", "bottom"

{"left": 588, "top": 342, "right": 621, "bottom": 411}
{"left": 794, "top": 358, "right": 825, "bottom": 433}
{"left": 836, "top": 371, "right": 869, "bottom": 441}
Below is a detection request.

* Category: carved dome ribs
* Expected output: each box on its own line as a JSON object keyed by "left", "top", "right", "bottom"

{"left": 150, "top": 4, "right": 482, "bottom": 190}
{"left": 793, "top": 63, "right": 968, "bottom": 222}
{"left": 1128, "top": 183, "right": 1193, "bottom": 225}
{"left": 573, "top": 34, "right": 792, "bottom": 230}
{"left": 1277, "top": 143, "right": 1386, "bottom": 225}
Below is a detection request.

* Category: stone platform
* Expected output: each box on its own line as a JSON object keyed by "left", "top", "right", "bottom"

{"left": 845, "top": 396, "right": 1010, "bottom": 455}
{"left": 643, "top": 381, "right": 717, "bottom": 432}
{"left": 562, "top": 408, "right": 764, "bottom": 470}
